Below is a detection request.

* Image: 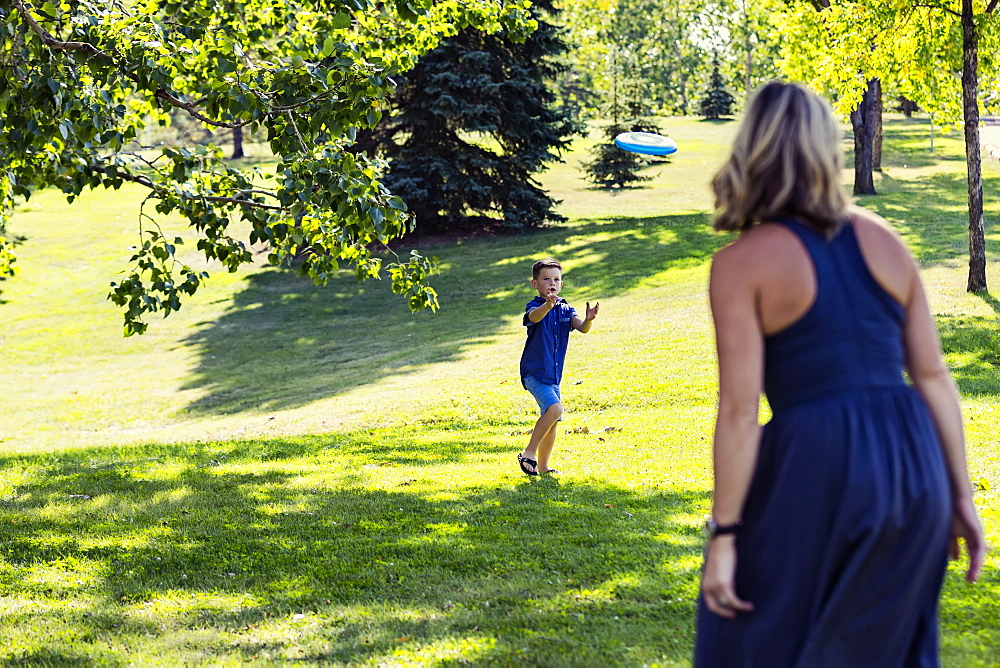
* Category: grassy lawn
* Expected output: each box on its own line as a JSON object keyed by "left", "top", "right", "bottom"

{"left": 0, "top": 115, "right": 998, "bottom": 665}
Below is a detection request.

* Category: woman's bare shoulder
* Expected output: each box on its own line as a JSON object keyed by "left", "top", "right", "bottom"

{"left": 849, "top": 206, "right": 912, "bottom": 260}
{"left": 713, "top": 223, "right": 801, "bottom": 265}
{"left": 849, "top": 205, "right": 903, "bottom": 240}
{"left": 849, "top": 206, "right": 918, "bottom": 304}
{"left": 710, "top": 223, "right": 807, "bottom": 293}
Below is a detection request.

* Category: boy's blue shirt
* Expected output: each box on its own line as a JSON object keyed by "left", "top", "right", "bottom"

{"left": 520, "top": 296, "right": 577, "bottom": 387}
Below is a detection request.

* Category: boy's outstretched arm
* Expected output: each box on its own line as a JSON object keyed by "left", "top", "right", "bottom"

{"left": 572, "top": 301, "right": 600, "bottom": 333}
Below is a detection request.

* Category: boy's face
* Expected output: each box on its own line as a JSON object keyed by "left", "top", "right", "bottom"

{"left": 532, "top": 267, "right": 563, "bottom": 299}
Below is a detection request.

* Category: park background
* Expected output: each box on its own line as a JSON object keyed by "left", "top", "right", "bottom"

{"left": 2, "top": 0, "right": 1000, "bottom": 665}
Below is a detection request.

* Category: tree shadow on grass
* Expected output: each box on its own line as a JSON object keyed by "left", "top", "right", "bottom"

{"left": 936, "top": 312, "right": 1000, "bottom": 397}
{"left": 178, "top": 213, "right": 724, "bottom": 416}
{"left": 849, "top": 117, "right": 1000, "bottom": 268}
{"left": 932, "top": 291, "right": 1000, "bottom": 398}
{"left": 0, "top": 431, "right": 710, "bottom": 665}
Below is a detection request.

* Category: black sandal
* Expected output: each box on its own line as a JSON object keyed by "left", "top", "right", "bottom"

{"left": 518, "top": 453, "right": 539, "bottom": 476}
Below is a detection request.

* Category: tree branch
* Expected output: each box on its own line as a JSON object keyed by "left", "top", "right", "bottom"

{"left": 11, "top": 0, "right": 111, "bottom": 59}
{"left": 912, "top": 2, "right": 961, "bottom": 17}
{"left": 987, "top": 0, "right": 998, "bottom": 13}
{"left": 152, "top": 89, "right": 256, "bottom": 129}
{"left": 284, "top": 109, "right": 310, "bottom": 153}
{"left": 91, "top": 164, "right": 284, "bottom": 211}
{"left": 199, "top": 193, "right": 283, "bottom": 210}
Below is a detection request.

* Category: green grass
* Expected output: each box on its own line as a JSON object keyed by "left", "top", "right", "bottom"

{"left": 0, "top": 115, "right": 999, "bottom": 664}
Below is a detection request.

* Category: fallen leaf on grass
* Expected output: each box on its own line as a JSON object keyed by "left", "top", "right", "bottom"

{"left": 604, "top": 504, "right": 614, "bottom": 508}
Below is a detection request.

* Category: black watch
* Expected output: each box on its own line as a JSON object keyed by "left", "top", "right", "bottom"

{"left": 704, "top": 517, "right": 742, "bottom": 539}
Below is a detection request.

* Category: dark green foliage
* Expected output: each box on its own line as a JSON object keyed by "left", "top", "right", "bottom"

{"left": 379, "top": 1, "right": 580, "bottom": 234}
{"left": 699, "top": 55, "right": 736, "bottom": 120}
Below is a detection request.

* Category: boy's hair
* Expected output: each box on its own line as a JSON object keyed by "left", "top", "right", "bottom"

{"left": 532, "top": 258, "right": 562, "bottom": 279}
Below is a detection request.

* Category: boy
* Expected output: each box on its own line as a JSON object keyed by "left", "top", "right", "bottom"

{"left": 518, "top": 258, "right": 599, "bottom": 476}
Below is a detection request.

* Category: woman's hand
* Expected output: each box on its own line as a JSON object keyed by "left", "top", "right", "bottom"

{"left": 701, "top": 536, "right": 755, "bottom": 619}
{"left": 950, "top": 495, "right": 987, "bottom": 583}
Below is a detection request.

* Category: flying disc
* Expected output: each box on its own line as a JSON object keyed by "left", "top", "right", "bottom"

{"left": 614, "top": 131, "right": 678, "bottom": 156}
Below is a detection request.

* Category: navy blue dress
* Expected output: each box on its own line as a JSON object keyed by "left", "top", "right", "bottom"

{"left": 694, "top": 219, "right": 952, "bottom": 667}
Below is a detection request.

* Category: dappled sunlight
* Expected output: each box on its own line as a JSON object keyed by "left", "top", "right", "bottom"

{"left": 657, "top": 554, "right": 703, "bottom": 576}
{"left": 130, "top": 590, "right": 262, "bottom": 620}
{"left": 0, "top": 415, "right": 994, "bottom": 663}
{"left": 373, "top": 634, "right": 498, "bottom": 665}
{"left": 937, "top": 315, "right": 1000, "bottom": 397}
{"left": 3, "top": 115, "right": 998, "bottom": 664}
{"left": 0, "top": 430, "right": 713, "bottom": 663}
{"left": 175, "top": 212, "right": 724, "bottom": 420}
{"left": 24, "top": 557, "right": 107, "bottom": 594}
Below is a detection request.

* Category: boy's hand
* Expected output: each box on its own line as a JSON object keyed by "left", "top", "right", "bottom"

{"left": 545, "top": 289, "right": 560, "bottom": 307}
{"left": 585, "top": 301, "right": 600, "bottom": 321}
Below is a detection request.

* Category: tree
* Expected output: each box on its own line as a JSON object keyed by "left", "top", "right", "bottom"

{"left": 556, "top": 0, "right": 712, "bottom": 116}
{"left": 378, "top": 0, "right": 579, "bottom": 234}
{"left": 231, "top": 127, "right": 246, "bottom": 160}
{"left": 581, "top": 46, "right": 660, "bottom": 188}
{"left": 0, "top": 0, "right": 534, "bottom": 334}
{"left": 772, "top": 1, "right": 888, "bottom": 195}
{"left": 774, "top": 0, "right": 1000, "bottom": 289}
{"left": 699, "top": 53, "right": 736, "bottom": 119}
{"left": 956, "top": 0, "right": 999, "bottom": 291}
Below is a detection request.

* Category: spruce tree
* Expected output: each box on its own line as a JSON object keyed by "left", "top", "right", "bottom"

{"left": 379, "top": 1, "right": 579, "bottom": 234}
{"left": 582, "top": 50, "right": 661, "bottom": 189}
{"left": 699, "top": 55, "right": 737, "bottom": 120}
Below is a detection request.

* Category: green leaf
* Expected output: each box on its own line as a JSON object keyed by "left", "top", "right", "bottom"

{"left": 330, "top": 12, "right": 352, "bottom": 29}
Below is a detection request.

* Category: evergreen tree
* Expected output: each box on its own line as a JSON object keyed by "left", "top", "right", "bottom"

{"left": 379, "top": 1, "right": 580, "bottom": 234}
{"left": 582, "top": 49, "right": 661, "bottom": 189}
{"left": 699, "top": 54, "right": 737, "bottom": 120}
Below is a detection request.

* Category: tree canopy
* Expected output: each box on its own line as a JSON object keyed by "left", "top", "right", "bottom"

{"left": 0, "top": 0, "right": 534, "bottom": 334}
{"left": 379, "top": 0, "right": 579, "bottom": 233}
{"left": 772, "top": 0, "right": 1000, "bottom": 289}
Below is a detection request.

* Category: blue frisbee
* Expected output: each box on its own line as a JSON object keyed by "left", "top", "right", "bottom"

{"left": 614, "top": 131, "right": 678, "bottom": 156}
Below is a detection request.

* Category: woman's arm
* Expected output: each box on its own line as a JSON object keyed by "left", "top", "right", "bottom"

{"left": 901, "top": 261, "right": 986, "bottom": 582}
{"left": 701, "top": 245, "right": 765, "bottom": 618}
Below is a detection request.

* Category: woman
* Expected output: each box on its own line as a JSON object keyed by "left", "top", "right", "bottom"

{"left": 695, "top": 81, "right": 986, "bottom": 666}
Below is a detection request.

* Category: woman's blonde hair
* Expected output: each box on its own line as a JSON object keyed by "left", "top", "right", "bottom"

{"left": 712, "top": 81, "right": 849, "bottom": 234}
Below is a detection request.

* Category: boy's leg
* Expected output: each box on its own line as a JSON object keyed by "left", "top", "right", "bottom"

{"left": 534, "top": 407, "right": 561, "bottom": 472}
{"left": 521, "top": 402, "right": 563, "bottom": 473}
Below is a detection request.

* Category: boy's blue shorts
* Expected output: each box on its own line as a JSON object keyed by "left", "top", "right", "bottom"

{"left": 522, "top": 376, "right": 562, "bottom": 417}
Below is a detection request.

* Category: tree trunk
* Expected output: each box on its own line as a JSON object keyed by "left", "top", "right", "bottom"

{"left": 963, "top": 0, "right": 987, "bottom": 292}
{"left": 850, "top": 78, "right": 878, "bottom": 195}
{"left": 873, "top": 79, "right": 883, "bottom": 171}
{"left": 231, "top": 126, "right": 246, "bottom": 160}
